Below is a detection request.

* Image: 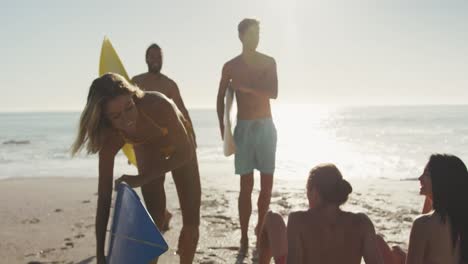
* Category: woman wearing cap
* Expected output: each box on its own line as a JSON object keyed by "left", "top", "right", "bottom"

{"left": 258, "top": 163, "right": 383, "bottom": 264}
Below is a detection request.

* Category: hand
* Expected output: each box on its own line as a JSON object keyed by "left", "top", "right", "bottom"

{"left": 237, "top": 86, "right": 253, "bottom": 94}
{"left": 391, "top": 246, "right": 407, "bottom": 264}
{"left": 231, "top": 78, "right": 248, "bottom": 92}
{"left": 114, "top": 174, "right": 136, "bottom": 190}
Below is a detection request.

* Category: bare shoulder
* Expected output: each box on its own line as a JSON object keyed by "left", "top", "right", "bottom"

{"left": 412, "top": 213, "right": 433, "bottom": 229}
{"left": 223, "top": 55, "right": 242, "bottom": 71}
{"left": 256, "top": 52, "right": 276, "bottom": 66}
{"left": 354, "top": 212, "right": 372, "bottom": 222}
{"left": 138, "top": 91, "right": 172, "bottom": 109}
{"left": 225, "top": 55, "right": 242, "bottom": 66}
{"left": 290, "top": 210, "right": 308, "bottom": 218}
{"left": 160, "top": 74, "right": 179, "bottom": 90}
{"left": 132, "top": 72, "right": 149, "bottom": 83}
{"left": 346, "top": 212, "right": 375, "bottom": 229}
{"left": 288, "top": 210, "right": 309, "bottom": 225}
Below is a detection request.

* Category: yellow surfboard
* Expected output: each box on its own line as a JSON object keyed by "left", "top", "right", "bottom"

{"left": 99, "top": 37, "right": 137, "bottom": 166}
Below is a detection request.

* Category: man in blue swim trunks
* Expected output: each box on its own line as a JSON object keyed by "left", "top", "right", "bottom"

{"left": 216, "top": 18, "right": 278, "bottom": 253}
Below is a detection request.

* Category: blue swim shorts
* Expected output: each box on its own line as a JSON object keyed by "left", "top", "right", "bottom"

{"left": 233, "top": 118, "right": 277, "bottom": 175}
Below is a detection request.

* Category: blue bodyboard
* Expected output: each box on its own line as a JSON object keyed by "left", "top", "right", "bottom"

{"left": 107, "top": 183, "right": 168, "bottom": 264}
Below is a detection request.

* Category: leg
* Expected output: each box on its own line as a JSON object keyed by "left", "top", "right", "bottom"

{"left": 141, "top": 174, "right": 166, "bottom": 230}
{"left": 172, "top": 156, "right": 201, "bottom": 264}
{"left": 255, "top": 119, "right": 277, "bottom": 236}
{"left": 257, "top": 173, "right": 273, "bottom": 237}
{"left": 233, "top": 120, "right": 255, "bottom": 253}
{"left": 258, "top": 211, "right": 287, "bottom": 264}
{"left": 239, "top": 172, "right": 254, "bottom": 253}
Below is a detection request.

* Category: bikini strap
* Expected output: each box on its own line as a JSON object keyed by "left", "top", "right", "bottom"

{"left": 117, "top": 108, "right": 169, "bottom": 145}
{"left": 140, "top": 108, "right": 169, "bottom": 136}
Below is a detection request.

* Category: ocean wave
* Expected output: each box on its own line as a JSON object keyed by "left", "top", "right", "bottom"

{"left": 400, "top": 177, "right": 419, "bottom": 181}
{"left": 3, "top": 140, "right": 30, "bottom": 145}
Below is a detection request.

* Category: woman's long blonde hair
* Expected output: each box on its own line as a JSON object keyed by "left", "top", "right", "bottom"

{"left": 71, "top": 73, "right": 144, "bottom": 155}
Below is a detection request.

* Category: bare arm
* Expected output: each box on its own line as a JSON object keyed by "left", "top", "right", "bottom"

{"left": 216, "top": 63, "right": 231, "bottom": 139}
{"left": 124, "top": 97, "right": 194, "bottom": 188}
{"left": 406, "top": 217, "right": 428, "bottom": 264}
{"left": 170, "top": 83, "right": 192, "bottom": 128}
{"left": 96, "top": 134, "right": 123, "bottom": 262}
{"left": 360, "top": 214, "right": 384, "bottom": 264}
{"left": 170, "top": 82, "right": 197, "bottom": 147}
{"left": 287, "top": 212, "right": 304, "bottom": 264}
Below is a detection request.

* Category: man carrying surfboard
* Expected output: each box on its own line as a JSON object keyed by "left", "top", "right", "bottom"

{"left": 216, "top": 18, "right": 278, "bottom": 253}
{"left": 72, "top": 73, "right": 200, "bottom": 264}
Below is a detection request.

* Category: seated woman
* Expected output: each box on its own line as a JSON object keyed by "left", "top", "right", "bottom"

{"left": 378, "top": 154, "right": 468, "bottom": 264}
{"left": 71, "top": 73, "right": 201, "bottom": 264}
{"left": 258, "top": 163, "right": 383, "bottom": 264}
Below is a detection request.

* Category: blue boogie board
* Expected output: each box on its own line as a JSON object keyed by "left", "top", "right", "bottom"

{"left": 107, "top": 183, "right": 168, "bottom": 264}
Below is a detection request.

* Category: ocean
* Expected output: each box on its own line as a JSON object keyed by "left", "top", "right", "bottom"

{"left": 1, "top": 105, "right": 467, "bottom": 181}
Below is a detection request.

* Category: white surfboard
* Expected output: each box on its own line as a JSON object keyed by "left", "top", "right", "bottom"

{"left": 223, "top": 86, "right": 236, "bottom": 156}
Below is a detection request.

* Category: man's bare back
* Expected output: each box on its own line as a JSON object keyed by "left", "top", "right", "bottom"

{"left": 287, "top": 210, "right": 381, "bottom": 264}
{"left": 223, "top": 52, "right": 277, "bottom": 120}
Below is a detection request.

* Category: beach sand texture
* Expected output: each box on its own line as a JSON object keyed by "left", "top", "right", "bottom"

{"left": 0, "top": 162, "right": 423, "bottom": 264}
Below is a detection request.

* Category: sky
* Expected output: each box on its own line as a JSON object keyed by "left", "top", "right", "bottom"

{"left": 1, "top": 0, "right": 467, "bottom": 111}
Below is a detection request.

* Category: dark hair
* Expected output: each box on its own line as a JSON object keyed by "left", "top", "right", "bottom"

{"left": 307, "top": 163, "right": 352, "bottom": 206}
{"left": 238, "top": 18, "right": 259, "bottom": 36}
{"left": 427, "top": 154, "right": 468, "bottom": 261}
{"left": 145, "top": 43, "right": 161, "bottom": 58}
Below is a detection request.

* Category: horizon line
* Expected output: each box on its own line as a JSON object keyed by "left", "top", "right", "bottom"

{"left": 1, "top": 102, "right": 468, "bottom": 113}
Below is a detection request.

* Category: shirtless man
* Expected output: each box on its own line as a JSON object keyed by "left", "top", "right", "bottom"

{"left": 258, "top": 164, "right": 383, "bottom": 264}
{"left": 216, "top": 18, "right": 278, "bottom": 252}
{"left": 132, "top": 43, "right": 195, "bottom": 143}
{"left": 132, "top": 44, "right": 200, "bottom": 263}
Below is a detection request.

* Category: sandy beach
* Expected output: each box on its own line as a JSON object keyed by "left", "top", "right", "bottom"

{"left": 0, "top": 160, "right": 425, "bottom": 264}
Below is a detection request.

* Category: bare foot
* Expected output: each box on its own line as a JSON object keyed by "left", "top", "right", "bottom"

{"left": 161, "top": 210, "right": 172, "bottom": 232}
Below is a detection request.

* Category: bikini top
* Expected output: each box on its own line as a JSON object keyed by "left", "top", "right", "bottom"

{"left": 118, "top": 108, "right": 169, "bottom": 146}
{"left": 118, "top": 107, "right": 193, "bottom": 146}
